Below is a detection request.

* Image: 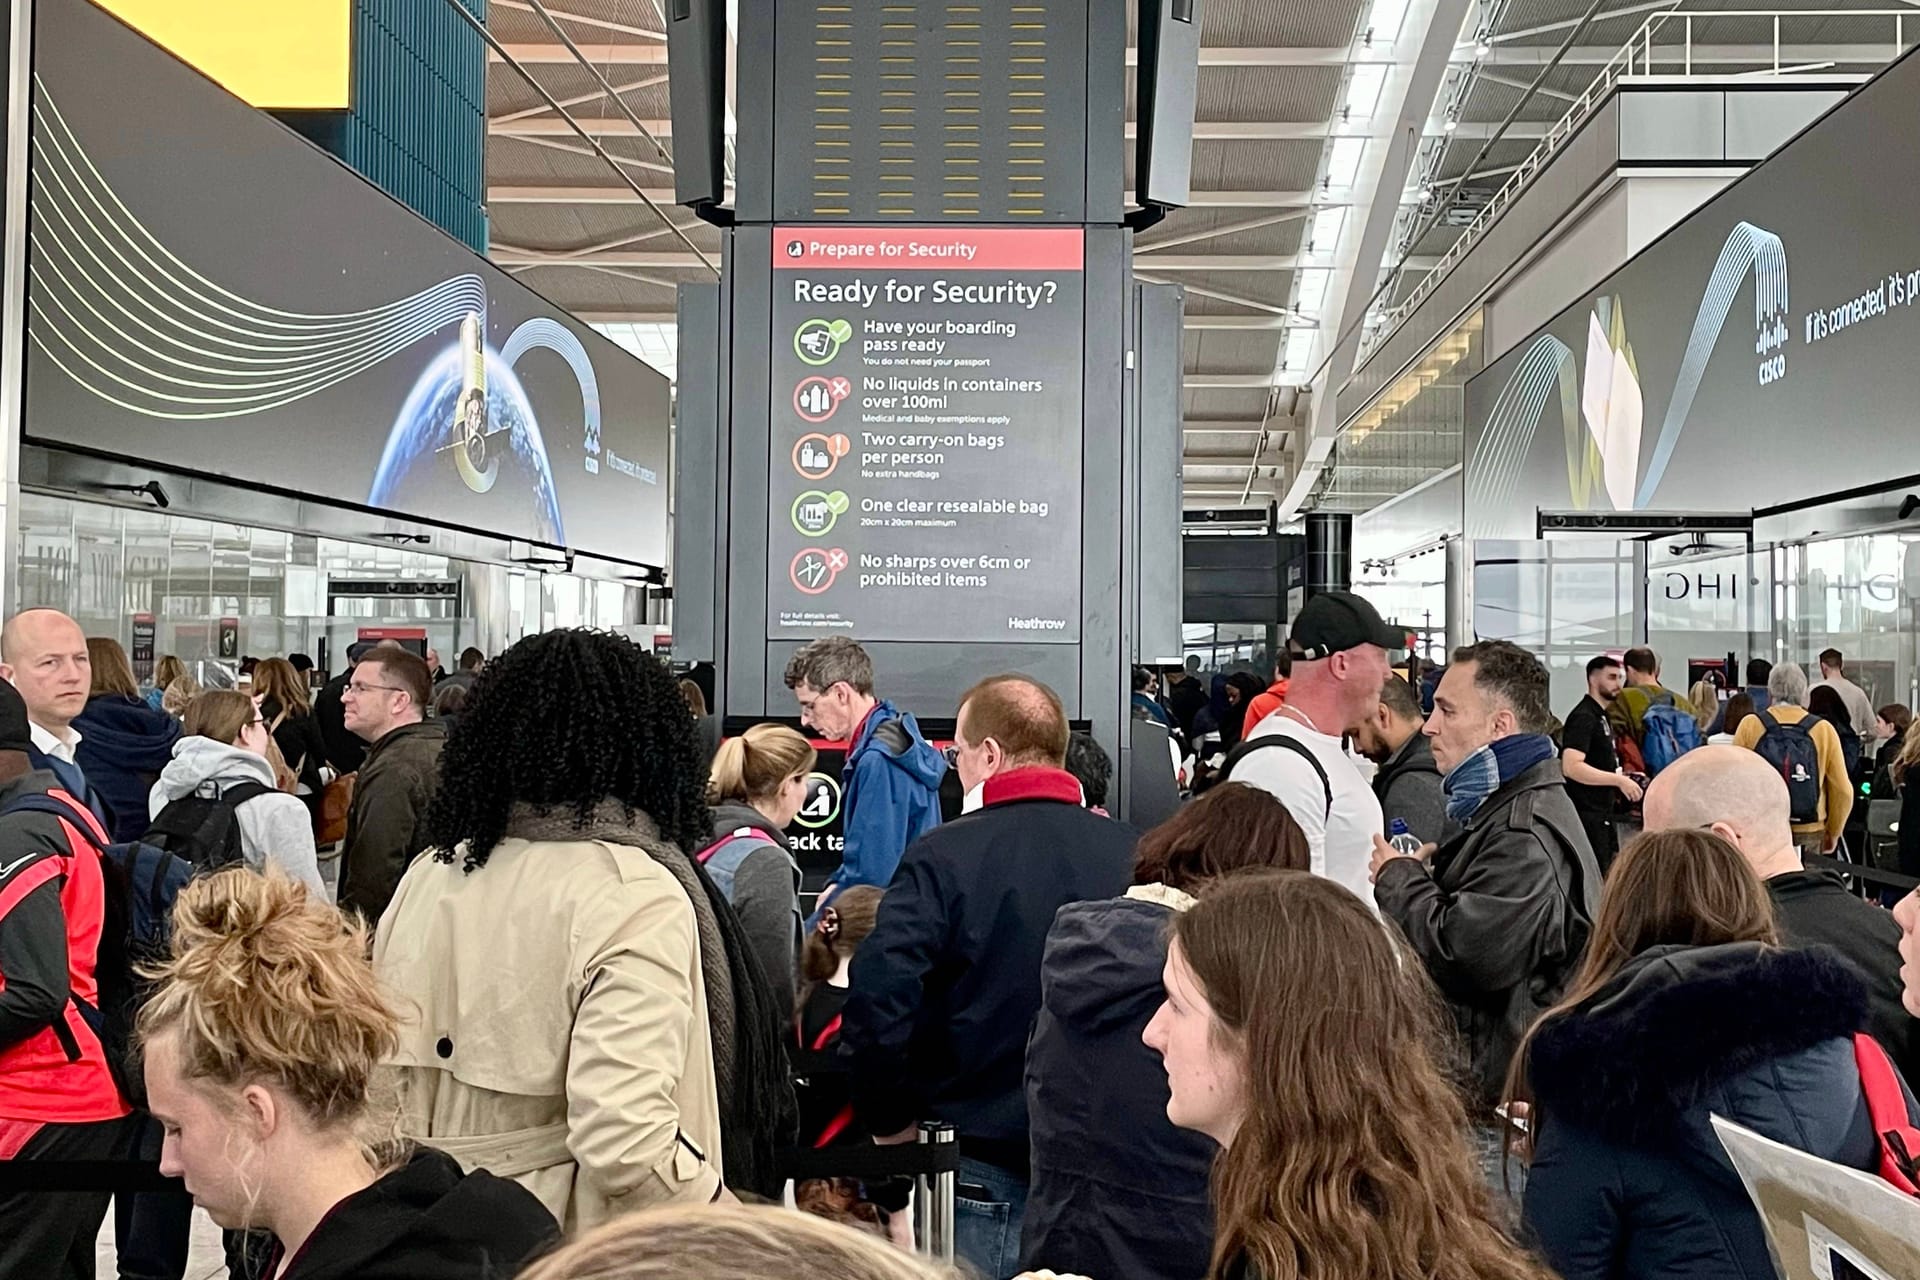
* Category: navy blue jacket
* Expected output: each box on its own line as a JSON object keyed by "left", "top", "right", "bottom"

{"left": 828, "top": 700, "right": 946, "bottom": 899}
{"left": 1523, "top": 943, "right": 1895, "bottom": 1280}
{"left": 841, "top": 767, "right": 1136, "bottom": 1163}
{"left": 1021, "top": 888, "right": 1214, "bottom": 1280}
{"left": 73, "top": 695, "right": 180, "bottom": 843}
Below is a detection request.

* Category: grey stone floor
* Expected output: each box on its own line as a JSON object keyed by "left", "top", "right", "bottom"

{"left": 91, "top": 1199, "right": 231, "bottom": 1279}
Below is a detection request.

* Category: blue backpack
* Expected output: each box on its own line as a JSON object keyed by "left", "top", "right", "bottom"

{"left": 1639, "top": 690, "right": 1703, "bottom": 774}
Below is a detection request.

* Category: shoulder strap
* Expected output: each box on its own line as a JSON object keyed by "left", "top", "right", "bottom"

{"left": 1651, "top": 689, "right": 1675, "bottom": 708}
{"left": 1756, "top": 709, "right": 1777, "bottom": 732}
{"left": 696, "top": 828, "right": 762, "bottom": 866}
{"left": 4, "top": 790, "right": 108, "bottom": 850}
{"left": 1224, "top": 735, "right": 1333, "bottom": 818}
{"left": 872, "top": 717, "right": 913, "bottom": 755}
{"left": 1854, "top": 1033, "right": 1920, "bottom": 1194}
{"left": 217, "top": 781, "right": 276, "bottom": 808}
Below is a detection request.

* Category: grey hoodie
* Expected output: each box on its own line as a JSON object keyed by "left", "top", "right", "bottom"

{"left": 149, "top": 737, "right": 326, "bottom": 898}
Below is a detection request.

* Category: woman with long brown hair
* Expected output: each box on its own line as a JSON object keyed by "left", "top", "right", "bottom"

{"left": 1144, "top": 870, "right": 1553, "bottom": 1280}
{"left": 1511, "top": 828, "right": 1894, "bottom": 1280}
{"left": 74, "top": 635, "right": 181, "bottom": 842}
{"left": 254, "top": 655, "right": 329, "bottom": 804}
{"left": 1022, "top": 783, "right": 1311, "bottom": 1280}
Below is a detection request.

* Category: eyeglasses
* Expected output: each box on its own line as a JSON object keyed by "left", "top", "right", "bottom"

{"left": 346, "top": 681, "right": 405, "bottom": 697}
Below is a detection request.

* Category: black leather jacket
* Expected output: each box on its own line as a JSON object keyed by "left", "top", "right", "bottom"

{"left": 1374, "top": 758, "right": 1601, "bottom": 1108}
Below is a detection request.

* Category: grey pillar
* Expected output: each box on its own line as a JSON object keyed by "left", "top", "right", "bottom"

{"left": 1304, "top": 512, "right": 1352, "bottom": 597}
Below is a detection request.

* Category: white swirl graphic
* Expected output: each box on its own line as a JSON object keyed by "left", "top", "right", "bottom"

{"left": 501, "top": 318, "right": 602, "bottom": 457}
{"left": 27, "top": 76, "right": 485, "bottom": 419}
{"left": 1634, "top": 221, "right": 1788, "bottom": 505}
{"left": 1466, "top": 334, "right": 1576, "bottom": 540}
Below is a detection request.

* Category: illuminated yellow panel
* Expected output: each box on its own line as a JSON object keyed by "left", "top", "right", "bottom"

{"left": 94, "top": 0, "right": 352, "bottom": 109}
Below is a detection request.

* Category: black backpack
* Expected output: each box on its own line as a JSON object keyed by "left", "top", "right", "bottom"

{"left": 143, "top": 781, "right": 274, "bottom": 874}
{"left": 1753, "top": 711, "right": 1825, "bottom": 825}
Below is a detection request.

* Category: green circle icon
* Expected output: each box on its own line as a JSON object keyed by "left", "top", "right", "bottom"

{"left": 794, "top": 317, "right": 854, "bottom": 366}
{"left": 791, "top": 489, "right": 850, "bottom": 537}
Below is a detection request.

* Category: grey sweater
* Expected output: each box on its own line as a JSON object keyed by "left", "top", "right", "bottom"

{"left": 705, "top": 801, "right": 803, "bottom": 1020}
{"left": 149, "top": 736, "right": 326, "bottom": 897}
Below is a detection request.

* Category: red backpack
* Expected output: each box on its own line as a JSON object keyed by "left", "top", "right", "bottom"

{"left": 1855, "top": 1034, "right": 1920, "bottom": 1195}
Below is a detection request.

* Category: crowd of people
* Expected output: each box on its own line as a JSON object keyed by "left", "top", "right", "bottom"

{"left": 3, "top": 601, "right": 1920, "bottom": 1280}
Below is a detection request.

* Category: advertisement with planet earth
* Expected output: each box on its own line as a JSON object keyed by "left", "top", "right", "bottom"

{"left": 22, "top": 0, "right": 671, "bottom": 566}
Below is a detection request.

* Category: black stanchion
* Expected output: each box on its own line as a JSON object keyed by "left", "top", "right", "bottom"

{"left": 0, "top": 1161, "right": 179, "bottom": 1193}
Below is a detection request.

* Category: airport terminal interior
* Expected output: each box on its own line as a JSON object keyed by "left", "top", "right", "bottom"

{"left": 5, "top": 1, "right": 1920, "bottom": 1278}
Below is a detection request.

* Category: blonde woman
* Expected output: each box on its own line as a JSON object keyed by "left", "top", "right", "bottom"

{"left": 1687, "top": 679, "right": 1722, "bottom": 738}
{"left": 520, "top": 1203, "right": 954, "bottom": 1280}
{"left": 139, "top": 870, "right": 556, "bottom": 1278}
{"left": 146, "top": 654, "right": 190, "bottom": 713}
{"left": 704, "top": 723, "right": 817, "bottom": 1018}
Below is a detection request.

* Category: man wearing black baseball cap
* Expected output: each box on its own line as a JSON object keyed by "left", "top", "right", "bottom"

{"left": 1225, "top": 590, "right": 1406, "bottom": 903}
{"left": 0, "top": 678, "right": 143, "bottom": 1273}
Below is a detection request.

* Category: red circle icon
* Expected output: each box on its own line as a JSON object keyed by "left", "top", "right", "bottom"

{"left": 791, "top": 546, "right": 847, "bottom": 595}
{"left": 794, "top": 376, "right": 852, "bottom": 423}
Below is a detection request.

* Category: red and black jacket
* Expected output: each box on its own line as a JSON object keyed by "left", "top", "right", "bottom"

{"left": 0, "top": 771, "right": 128, "bottom": 1124}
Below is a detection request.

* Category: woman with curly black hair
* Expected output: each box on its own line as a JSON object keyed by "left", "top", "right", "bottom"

{"left": 372, "top": 629, "right": 794, "bottom": 1230}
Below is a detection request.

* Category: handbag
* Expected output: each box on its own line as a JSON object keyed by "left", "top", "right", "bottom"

{"left": 316, "top": 772, "right": 355, "bottom": 846}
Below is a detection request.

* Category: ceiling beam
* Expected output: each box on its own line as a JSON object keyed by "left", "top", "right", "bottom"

{"left": 566, "top": 310, "right": 1301, "bottom": 332}
{"left": 486, "top": 38, "right": 1901, "bottom": 72}
{"left": 1185, "top": 373, "right": 1291, "bottom": 388}
{"left": 491, "top": 42, "right": 668, "bottom": 65}
{"left": 1183, "top": 315, "right": 1297, "bottom": 330}
{"left": 492, "top": 251, "right": 1428, "bottom": 273}
{"left": 1136, "top": 208, "right": 1317, "bottom": 254}
{"left": 490, "top": 249, "right": 716, "bottom": 268}
{"left": 491, "top": 116, "right": 1555, "bottom": 141}
{"left": 491, "top": 0, "right": 665, "bottom": 41}
{"left": 485, "top": 185, "right": 1323, "bottom": 209}
{"left": 1482, "top": 42, "right": 1901, "bottom": 66}
{"left": 489, "top": 43, "right": 1357, "bottom": 66}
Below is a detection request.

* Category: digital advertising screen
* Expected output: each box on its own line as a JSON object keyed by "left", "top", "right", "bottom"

{"left": 764, "top": 225, "right": 1086, "bottom": 644}
{"left": 1463, "top": 50, "right": 1920, "bottom": 542}
{"left": 24, "top": 0, "right": 671, "bottom": 566}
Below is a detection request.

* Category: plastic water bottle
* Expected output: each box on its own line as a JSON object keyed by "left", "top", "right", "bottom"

{"left": 1387, "top": 817, "right": 1424, "bottom": 857}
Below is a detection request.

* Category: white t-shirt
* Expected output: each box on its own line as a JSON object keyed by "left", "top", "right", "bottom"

{"left": 1230, "top": 710, "right": 1383, "bottom": 909}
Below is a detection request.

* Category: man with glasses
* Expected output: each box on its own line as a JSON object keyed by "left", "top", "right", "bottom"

{"left": 784, "top": 637, "right": 946, "bottom": 907}
{"left": 338, "top": 647, "right": 444, "bottom": 924}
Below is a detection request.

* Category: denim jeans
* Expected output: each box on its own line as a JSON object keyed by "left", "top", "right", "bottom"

{"left": 1474, "top": 1121, "right": 1528, "bottom": 1233}
{"left": 955, "top": 1156, "right": 1030, "bottom": 1280}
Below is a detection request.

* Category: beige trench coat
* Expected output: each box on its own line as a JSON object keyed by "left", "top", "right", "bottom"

{"left": 372, "top": 834, "right": 724, "bottom": 1233}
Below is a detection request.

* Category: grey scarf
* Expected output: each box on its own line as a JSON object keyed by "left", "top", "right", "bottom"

{"left": 502, "top": 801, "right": 740, "bottom": 1118}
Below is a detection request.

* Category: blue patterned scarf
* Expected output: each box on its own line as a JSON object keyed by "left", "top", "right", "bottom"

{"left": 1443, "top": 733, "right": 1557, "bottom": 823}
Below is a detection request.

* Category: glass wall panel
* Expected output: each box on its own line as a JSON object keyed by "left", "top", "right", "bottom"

{"left": 11, "top": 495, "right": 655, "bottom": 683}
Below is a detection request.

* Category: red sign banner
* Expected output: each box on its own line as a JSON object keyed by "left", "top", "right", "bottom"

{"left": 773, "top": 226, "right": 1084, "bottom": 272}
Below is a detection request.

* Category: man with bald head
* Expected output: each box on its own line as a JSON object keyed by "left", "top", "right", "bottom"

{"left": 841, "top": 674, "right": 1136, "bottom": 1277}
{"left": 1647, "top": 745, "right": 1919, "bottom": 1081}
{"left": 0, "top": 609, "right": 107, "bottom": 823}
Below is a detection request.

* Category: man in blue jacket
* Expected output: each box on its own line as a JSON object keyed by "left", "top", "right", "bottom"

{"left": 784, "top": 637, "right": 945, "bottom": 904}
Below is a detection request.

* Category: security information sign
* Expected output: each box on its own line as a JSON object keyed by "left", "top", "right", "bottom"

{"left": 767, "top": 226, "right": 1084, "bottom": 643}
